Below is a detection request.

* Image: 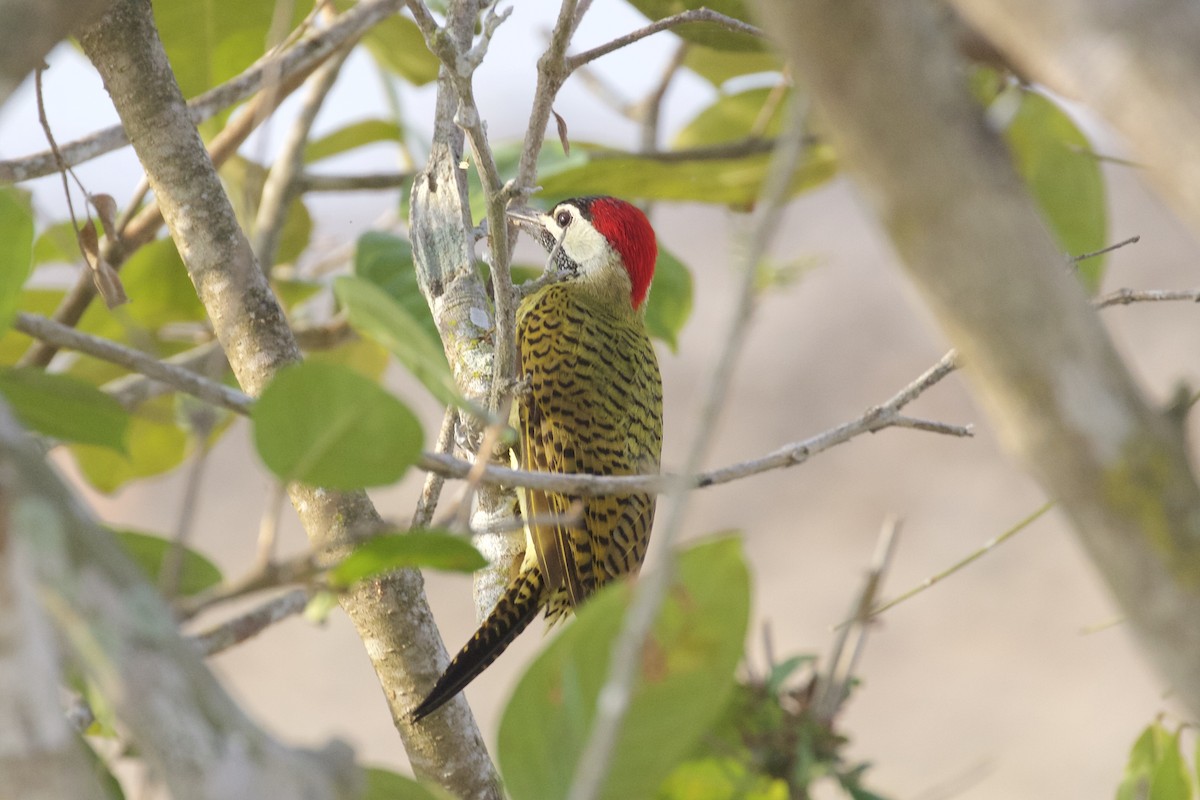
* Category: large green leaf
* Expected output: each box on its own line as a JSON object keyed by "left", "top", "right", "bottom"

{"left": 353, "top": 231, "right": 439, "bottom": 342}
{"left": 0, "top": 187, "right": 34, "bottom": 330}
{"left": 537, "top": 144, "right": 836, "bottom": 208}
{"left": 153, "top": 0, "right": 309, "bottom": 99}
{"left": 673, "top": 87, "right": 787, "bottom": 149}
{"left": 305, "top": 119, "right": 404, "bottom": 164}
{"left": 253, "top": 360, "right": 423, "bottom": 489}
{"left": 1003, "top": 90, "right": 1107, "bottom": 291}
{"left": 1116, "top": 722, "right": 1193, "bottom": 800}
{"left": 626, "top": 0, "right": 764, "bottom": 51}
{"left": 498, "top": 537, "right": 751, "bottom": 800}
{"left": 327, "top": 532, "right": 487, "bottom": 588}
{"left": 644, "top": 247, "right": 692, "bottom": 352}
{"left": 361, "top": 14, "right": 440, "bottom": 85}
{"left": 334, "top": 275, "right": 462, "bottom": 407}
{"left": 69, "top": 395, "right": 191, "bottom": 493}
{"left": 683, "top": 44, "right": 780, "bottom": 86}
{"left": 112, "top": 529, "right": 223, "bottom": 597}
{"left": 0, "top": 367, "right": 128, "bottom": 451}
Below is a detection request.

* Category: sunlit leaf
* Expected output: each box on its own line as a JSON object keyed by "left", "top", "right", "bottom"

{"left": 625, "top": 0, "right": 764, "bottom": 51}
{"left": 112, "top": 529, "right": 223, "bottom": 596}
{"left": 498, "top": 537, "right": 751, "bottom": 800}
{"left": 253, "top": 360, "right": 423, "bottom": 489}
{"left": 644, "top": 247, "right": 692, "bottom": 352}
{"left": 306, "top": 335, "right": 390, "bottom": 381}
{"left": 659, "top": 758, "right": 788, "bottom": 800}
{"left": 305, "top": 119, "right": 404, "bottom": 164}
{"left": 0, "top": 187, "right": 34, "bottom": 329}
{"left": 1116, "top": 722, "right": 1193, "bottom": 800}
{"left": 683, "top": 44, "right": 780, "bottom": 86}
{"left": 537, "top": 143, "right": 836, "bottom": 208}
{"left": 334, "top": 275, "right": 462, "bottom": 407}
{"left": 0, "top": 368, "right": 128, "bottom": 450}
{"left": 153, "top": 0, "right": 309, "bottom": 98}
{"left": 328, "top": 532, "right": 487, "bottom": 588}
{"left": 1002, "top": 89, "right": 1107, "bottom": 291}
{"left": 673, "top": 87, "right": 787, "bottom": 149}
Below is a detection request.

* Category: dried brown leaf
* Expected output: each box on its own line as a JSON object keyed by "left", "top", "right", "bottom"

{"left": 551, "top": 108, "right": 570, "bottom": 156}
{"left": 90, "top": 193, "right": 119, "bottom": 238}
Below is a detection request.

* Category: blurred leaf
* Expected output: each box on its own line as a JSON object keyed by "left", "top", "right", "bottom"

{"left": 673, "top": 87, "right": 787, "bottom": 149}
{"left": 328, "top": 532, "right": 487, "bottom": 588}
{"left": 1002, "top": 90, "right": 1107, "bottom": 291}
{"left": 77, "top": 731, "right": 126, "bottom": 798}
{"left": 112, "top": 529, "right": 223, "bottom": 596}
{"left": 220, "top": 156, "right": 314, "bottom": 268}
{"left": 69, "top": 395, "right": 191, "bottom": 493}
{"left": 272, "top": 277, "right": 323, "bottom": 309}
{"left": 334, "top": 275, "right": 462, "bottom": 407}
{"left": 626, "top": 0, "right": 764, "bottom": 51}
{"left": 644, "top": 247, "right": 692, "bottom": 352}
{"left": 77, "top": 237, "right": 206, "bottom": 346}
{"left": 0, "top": 289, "right": 62, "bottom": 365}
{"left": 304, "top": 590, "right": 339, "bottom": 623}
{"left": 305, "top": 119, "right": 404, "bottom": 164}
{"left": 537, "top": 143, "right": 837, "bottom": 208}
{"left": 659, "top": 758, "right": 788, "bottom": 800}
{"left": 353, "top": 231, "right": 439, "bottom": 341}
{"left": 362, "top": 766, "right": 452, "bottom": 800}
{"left": 0, "top": 187, "right": 34, "bottom": 329}
{"left": 0, "top": 368, "right": 128, "bottom": 450}
{"left": 32, "top": 218, "right": 81, "bottom": 266}
{"left": 253, "top": 361, "right": 423, "bottom": 489}
{"left": 498, "top": 537, "right": 751, "bottom": 800}
{"left": 306, "top": 335, "right": 390, "bottom": 381}
{"left": 153, "top": 0, "right": 309, "bottom": 98}
{"left": 362, "top": 14, "right": 440, "bottom": 85}
{"left": 1116, "top": 722, "right": 1193, "bottom": 800}
{"left": 683, "top": 44, "right": 780, "bottom": 86}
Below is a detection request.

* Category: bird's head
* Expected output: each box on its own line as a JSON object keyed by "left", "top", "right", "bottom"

{"left": 508, "top": 196, "right": 657, "bottom": 311}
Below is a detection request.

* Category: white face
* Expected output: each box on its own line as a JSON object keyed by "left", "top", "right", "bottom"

{"left": 540, "top": 203, "right": 615, "bottom": 281}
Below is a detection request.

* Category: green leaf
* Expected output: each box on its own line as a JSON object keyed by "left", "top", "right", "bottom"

{"left": 362, "top": 766, "right": 452, "bottom": 800}
{"left": 253, "top": 360, "right": 424, "bottom": 489}
{"left": 32, "top": 219, "right": 80, "bottom": 266}
{"left": 69, "top": 395, "right": 194, "bottom": 493}
{"left": 0, "top": 187, "right": 34, "bottom": 329}
{"left": 353, "top": 231, "right": 439, "bottom": 342}
{"left": 673, "top": 88, "right": 787, "bottom": 149}
{"left": 498, "top": 536, "right": 751, "bottom": 800}
{"left": 1116, "top": 722, "right": 1193, "bottom": 800}
{"left": 1002, "top": 89, "right": 1107, "bottom": 291}
{"left": 304, "top": 590, "right": 339, "bottom": 623}
{"left": 683, "top": 44, "right": 781, "bottom": 86}
{"left": 658, "top": 758, "right": 788, "bottom": 800}
{"left": 305, "top": 119, "right": 404, "bottom": 164}
{"left": 220, "top": 157, "right": 313, "bottom": 268}
{"left": 644, "top": 247, "right": 692, "bottom": 352}
{"left": 328, "top": 532, "right": 487, "bottom": 588}
{"left": 0, "top": 289, "right": 62, "bottom": 366}
{"left": 306, "top": 336, "right": 391, "bottom": 382}
{"left": 0, "top": 368, "right": 129, "bottom": 450}
{"left": 625, "top": 0, "right": 764, "bottom": 51}
{"left": 334, "top": 275, "right": 462, "bottom": 407}
{"left": 153, "top": 0, "right": 309, "bottom": 99}
{"left": 537, "top": 143, "right": 837, "bottom": 209}
{"left": 77, "top": 731, "right": 126, "bottom": 798}
{"left": 112, "top": 529, "right": 223, "bottom": 596}
{"left": 361, "top": 14, "right": 440, "bottom": 85}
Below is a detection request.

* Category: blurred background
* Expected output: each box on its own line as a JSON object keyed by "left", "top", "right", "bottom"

{"left": 4, "top": 4, "right": 1198, "bottom": 797}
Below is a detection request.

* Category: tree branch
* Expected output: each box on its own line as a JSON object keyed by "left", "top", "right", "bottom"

{"left": 77, "top": 0, "right": 495, "bottom": 794}
{"left": 758, "top": 0, "right": 1200, "bottom": 716}
{"left": 565, "top": 9, "right": 763, "bottom": 72}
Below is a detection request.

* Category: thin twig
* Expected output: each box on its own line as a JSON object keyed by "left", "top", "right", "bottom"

{"left": 175, "top": 549, "right": 320, "bottom": 620}
{"left": 813, "top": 517, "right": 900, "bottom": 723}
{"left": 297, "top": 171, "right": 413, "bottom": 192}
{"left": 1070, "top": 234, "right": 1140, "bottom": 263}
{"left": 189, "top": 588, "right": 311, "bottom": 657}
{"left": 1094, "top": 286, "right": 1200, "bottom": 308}
{"left": 566, "top": 92, "right": 812, "bottom": 800}
{"left": 412, "top": 406, "right": 457, "bottom": 530}
{"left": 161, "top": 421, "right": 215, "bottom": 599}
{"left": 0, "top": 0, "right": 404, "bottom": 183}
{"left": 590, "top": 137, "right": 779, "bottom": 163}
{"left": 565, "top": 9, "right": 763, "bottom": 73}
{"left": 255, "top": 480, "right": 288, "bottom": 567}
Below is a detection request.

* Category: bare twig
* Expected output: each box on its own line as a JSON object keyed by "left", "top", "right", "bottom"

{"left": 565, "top": 9, "right": 763, "bottom": 73}
{"left": 297, "top": 171, "right": 414, "bottom": 192}
{"left": 412, "top": 407, "right": 457, "bottom": 530}
{"left": 161, "top": 422, "right": 215, "bottom": 599}
{"left": 176, "top": 549, "right": 320, "bottom": 620}
{"left": 256, "top": 480, "right": 288, "bottom": 567}
{"left": 590, "top": 137, "right": 779, "bottom": 162}
{"left": 189, "top": 588, "right": 311, "bottom": 657}
{"left": 566, "top": 92, "right": 812, "bottom": 800}
{"left": 1070, "top": 234, "right": 1140, "bottom": 263}
{"left": 1094, "top": 286, "right": 1200, "bottom": 308}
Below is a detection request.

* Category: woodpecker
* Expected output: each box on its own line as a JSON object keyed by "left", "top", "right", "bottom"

{"left": 412, "top": 196, "right": 664, "bottom": 722}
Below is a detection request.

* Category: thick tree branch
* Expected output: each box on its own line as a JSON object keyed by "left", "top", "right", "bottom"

{"left": 76, "top": 1, "right": 495, "bottom": 795}
{"left": 757, "top": 0, "right": 1200, "bottom": 716}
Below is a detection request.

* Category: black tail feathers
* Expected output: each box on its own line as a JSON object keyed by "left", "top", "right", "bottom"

{"left": 411, "top": 568, "right": 544, "bottom": 722}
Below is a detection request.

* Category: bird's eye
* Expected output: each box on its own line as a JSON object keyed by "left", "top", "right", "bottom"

{"left": 555, "top": 209, "right": 572, "bottom": 228}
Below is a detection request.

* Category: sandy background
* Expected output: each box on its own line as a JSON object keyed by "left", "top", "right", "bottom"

{"left": 5, "top": 5, "right": 1200, "bottom": 797}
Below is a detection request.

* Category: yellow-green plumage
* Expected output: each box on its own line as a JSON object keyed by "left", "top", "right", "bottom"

{"left": 412, "top": 196, "right": 663, "bottom": 722}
